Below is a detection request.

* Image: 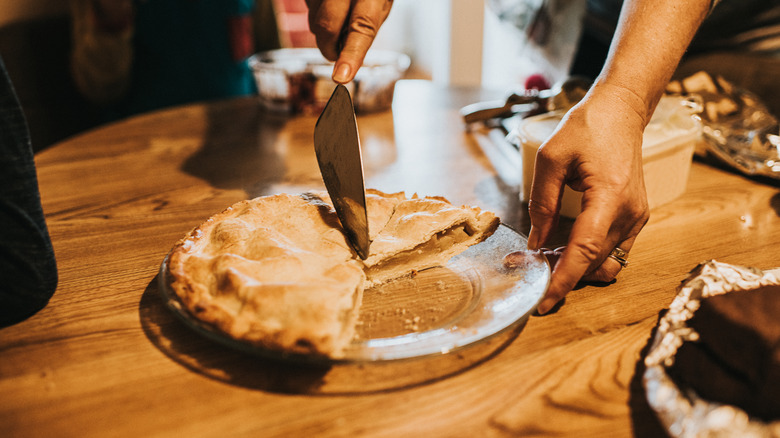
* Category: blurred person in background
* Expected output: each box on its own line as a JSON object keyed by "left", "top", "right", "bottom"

{"left": 305, "top": 0, "right": 778, "bottom": 315}
{"left": 573, "top": 0, "right": 780, "bottom": 115}
{"left": 0, "top": 57, "right": 58, "bottom": 327}
{"left": 70, "top": 0, "right": 282, "bottom": 119}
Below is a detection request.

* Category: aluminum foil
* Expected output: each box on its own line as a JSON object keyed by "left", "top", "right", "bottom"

{"left": 643, "top": 260, "right": 780, "bottom": 438}
{"left": 701, "top": 101, "right": 780, "bottom": 179}
{"left": 667, "top": 72, "right": 780, "bottom": 179}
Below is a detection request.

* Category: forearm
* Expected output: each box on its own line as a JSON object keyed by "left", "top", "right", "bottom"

{"left": 595, "top": 0, "right": 712, "bottom": 123}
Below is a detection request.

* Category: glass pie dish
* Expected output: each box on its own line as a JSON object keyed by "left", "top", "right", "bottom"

{"left": 158, "top": 224, "right": 549, "bottom": 366}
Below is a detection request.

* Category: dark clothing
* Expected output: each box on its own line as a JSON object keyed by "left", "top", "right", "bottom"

{"left": 70, "top": 0, "right": 278, "bottom": 121}
{"left": 126, "top": 0, "right": 258, "bottom": 115}
{"left": 0, "top": 57, "right": 57, "bottom": 327}
{"left": 690, "top": 0, "right": 780, "bottom": 54}
{"left": 572, "top": 0, "right": 780, "bottom": 106}
{"left": 581, "top": 0, "right": 780, "bottom": 54}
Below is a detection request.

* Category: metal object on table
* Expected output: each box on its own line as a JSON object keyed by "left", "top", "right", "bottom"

{"left": 314, "top": 84, "right": 371, "bottom": 259}
{"left": 643, "top": 261, "right": 780, "bottom": 437}
{"left": 459, "top": 76, "right": 591, "bottom": 125}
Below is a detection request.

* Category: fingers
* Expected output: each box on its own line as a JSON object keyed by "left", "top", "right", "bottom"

{"left": 526, "top": 147, "right": 565, "bottom": 251}
{"left": 535, "top": 238, "right": 633, "bottom": 315}
{"left": 307, "top": 0, "right": 394, "bottom": 84}
{"left": 535, "top": 205, "right": 614, "bottom": 315}
{"left": 585, "top": 237, "right": 634, "bottom": 282}
{"left": 335, "top": 0, "right": 392, "bottom": 83}
{"left": 307, "top": 0, "right": 350, "bottom": 61}
{"left": 535, "top": 206, "right": 646, "bottom": 315}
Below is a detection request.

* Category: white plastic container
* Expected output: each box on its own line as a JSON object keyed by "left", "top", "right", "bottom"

{"left": 514, "top": 96, "right": 702, "bottom": 218}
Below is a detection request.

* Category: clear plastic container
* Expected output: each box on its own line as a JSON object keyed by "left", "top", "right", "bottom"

{"left": 513, "top": 96, "right": 702, "bottom": 218}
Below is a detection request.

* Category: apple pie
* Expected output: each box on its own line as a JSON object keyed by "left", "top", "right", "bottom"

{"left": 165, "top": 189, "right": 499, "bottom": 358}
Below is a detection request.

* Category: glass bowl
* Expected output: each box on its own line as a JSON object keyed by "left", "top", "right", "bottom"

{"left": 248, "top": 48, "right": 410, "bottom": 114}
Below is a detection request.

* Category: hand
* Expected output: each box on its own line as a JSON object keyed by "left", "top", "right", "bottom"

{"left": 306, "top": 0, "right": 393, "bottom": 83}
{"left": 526, "top": 82, "right": 651, "bottom": 314}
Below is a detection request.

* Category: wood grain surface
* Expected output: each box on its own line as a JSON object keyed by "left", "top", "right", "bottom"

{"left": 1, "top": 80, "right": 778, "bottom": 437}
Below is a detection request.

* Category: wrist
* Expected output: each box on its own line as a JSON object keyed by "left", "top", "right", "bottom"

{"left": 586, "top": 80, "right": 657, "bottom": 127}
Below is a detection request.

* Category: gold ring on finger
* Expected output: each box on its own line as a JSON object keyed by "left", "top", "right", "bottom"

{"left": 608, "top": 247, "right": 629, "bottom": 268}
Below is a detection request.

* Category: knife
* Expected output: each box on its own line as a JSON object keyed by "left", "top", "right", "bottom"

{"left": 314, "top": 84, "right": 370, "bottom": 260}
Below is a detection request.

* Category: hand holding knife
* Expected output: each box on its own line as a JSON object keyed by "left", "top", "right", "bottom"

{"left": 305, "top": 0, "right": 394, "bottom": 83}
{"left": 308, "top": 1, "right": 394, "bottom": 258}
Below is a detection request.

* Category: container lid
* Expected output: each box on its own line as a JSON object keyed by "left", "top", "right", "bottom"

{"left": 516, "top": 111, "right": 566, "bottom": 148}
{"left": 515, "top": 96, "right": 701, "bottom": 153}
{"left": 641, "top": 96, "right": 701, "bottom": 157}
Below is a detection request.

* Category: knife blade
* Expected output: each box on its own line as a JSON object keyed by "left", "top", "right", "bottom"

{"left": 314, "top": 84, "right": 370, "bottom": 259}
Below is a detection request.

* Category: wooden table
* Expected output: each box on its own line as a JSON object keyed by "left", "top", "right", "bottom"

{"left": 2, "top": 80, "right": 779, "bottom": 437}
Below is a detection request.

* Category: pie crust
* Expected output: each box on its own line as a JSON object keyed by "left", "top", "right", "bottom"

{"left": 166, "top": 189, "right": 499, "bottom": 358}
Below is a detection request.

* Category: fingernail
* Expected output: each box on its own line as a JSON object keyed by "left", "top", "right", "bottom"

{"left": 527, "top": 226, "right": 539, "bottom": 250}
{"left": 333, "top": 63, "right": 352, "bottom": 83}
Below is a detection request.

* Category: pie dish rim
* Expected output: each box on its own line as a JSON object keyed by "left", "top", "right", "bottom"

{"left": 158, "top": 223, "right": 550, "bottom": 365}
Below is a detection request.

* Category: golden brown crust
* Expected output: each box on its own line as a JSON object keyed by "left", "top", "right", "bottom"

{"left": 167, "top": 193, "right": 362, "bottom": 357}
{"left": 166, "top": 190, "right": 498, "bottom": 358}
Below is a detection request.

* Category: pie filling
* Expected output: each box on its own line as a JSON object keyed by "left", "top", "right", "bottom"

{"left": 363, "top": 223, "right": 475, "bottom": 286}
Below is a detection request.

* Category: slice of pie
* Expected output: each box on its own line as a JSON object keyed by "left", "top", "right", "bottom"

{"left": 165, "top": 189, "right": 499, "bottom": 358}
